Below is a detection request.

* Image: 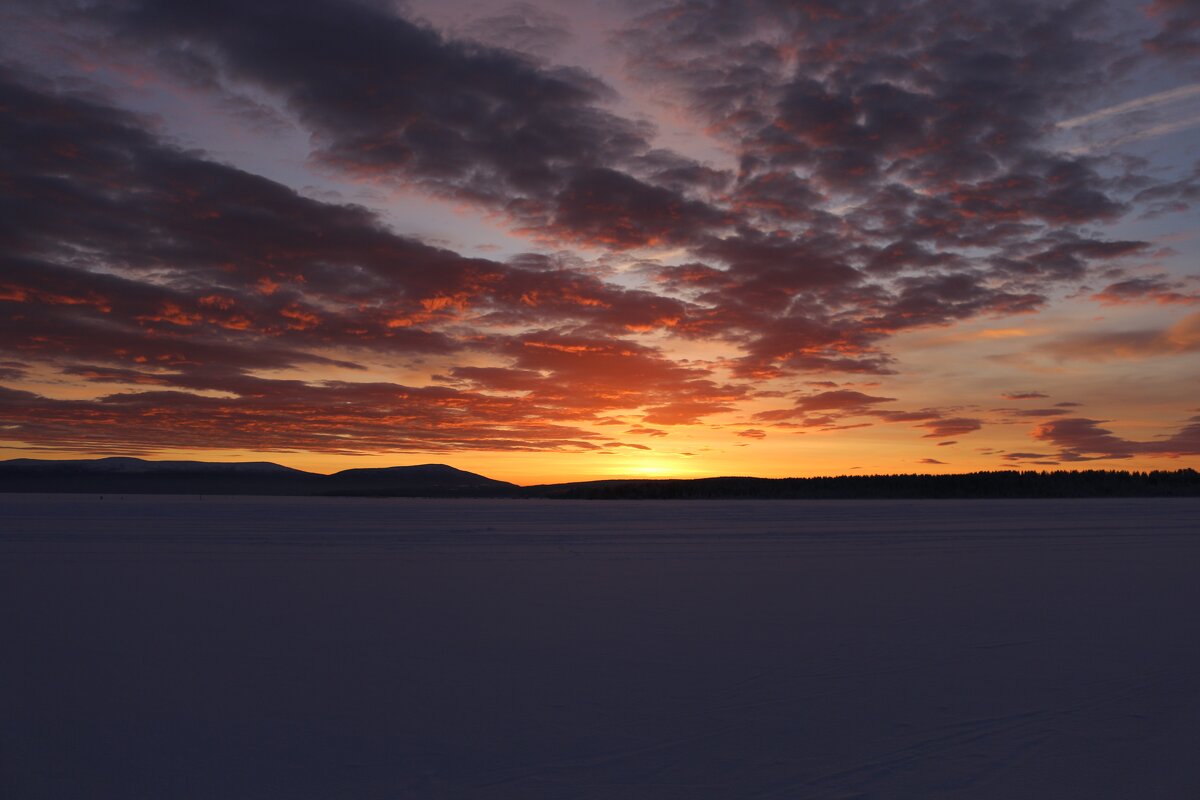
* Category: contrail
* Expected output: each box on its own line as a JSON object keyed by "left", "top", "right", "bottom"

{"left": 1102, "top": 112, "right": 1200, "bottom": 148}
{"left": 1058, "top": 83, "right": 1200, "bottom": 129}
{"left": 1067, "top": 112, "right": 1200, "bottom": 153}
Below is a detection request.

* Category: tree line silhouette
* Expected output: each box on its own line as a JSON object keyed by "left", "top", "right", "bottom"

{"left": 526, "top": 469, "right": 1200, "bottom": 500}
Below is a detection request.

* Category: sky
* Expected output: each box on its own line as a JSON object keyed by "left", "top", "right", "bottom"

{"left": 0, "top": 0, "right": 1198, "bottom": 484}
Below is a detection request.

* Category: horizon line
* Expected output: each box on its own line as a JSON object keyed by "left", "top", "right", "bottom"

{"left": 2, "top": 454, "right": 1196, "bottom": 488}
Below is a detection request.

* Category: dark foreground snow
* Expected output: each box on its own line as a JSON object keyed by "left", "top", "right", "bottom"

{"left": 2, "top": 495, "right": 1199, "bottom": 798}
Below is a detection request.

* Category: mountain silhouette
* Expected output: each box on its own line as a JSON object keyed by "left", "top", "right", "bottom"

{"left": 0, "top": 458, "right": 513, "bottom": 496}
{"left": 323, "top": 464, "right": 517, "bottom": 495}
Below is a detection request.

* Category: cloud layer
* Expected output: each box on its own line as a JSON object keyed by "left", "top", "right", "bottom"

{"left": 1, "top": 0, "right": 1198, "bottom": 469}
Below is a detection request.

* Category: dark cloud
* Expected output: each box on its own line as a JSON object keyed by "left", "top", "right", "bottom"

{"left": 794, "top": 390, "right": 895, "bottom": 413}
{"left": 1143, "top": 0, "right": 1200, "bottom": 65}
{"left": 918, "top": 418, "right": 984, "bottom": 439}
{"left": 990, "top": 237, "right": 1148, "bottom": 284}
{"left": 752, "top": 390, "right": 985, "bottom": 441}
{"left": 129, "top": 0, "right": 634, "bottom": 185}
{"left": 0, "top": 66, "right": 701, "bottom": 361}
{"left": 541, "top": 167, "right": 730, "bottom": 249}
{"left": 1033, "top": 416, "right": 1200, "bottom": 461}
{"left": 612, "top": 0, "right": 1188, "bottom": 376}
{"left": 12, "top": 0, "right": 1183, "bottom": 389}
{"left": 27, "top": 1, "right": 1175, "bottom": 364}
{"left": 727, "top": 171, "right": 824, "bottom": 223}
{"left": 865, "top": 272, "right": 1044, "bottom": 333}
{"left": 1003, "top": 408, "right": 1070, "bottom": 418}
{"left": 1002, "top": 391, "right": 1049, "bottom": 400}
{"left": 872, "top": 409, "right": 943, "bottom": 423}
{"left": 0, "top": 66, "right": 743, "bottom": 452}
{"left": 623, "top": 0, "right": 1134, "bottom": 198}
{"left": 0, "top": 377, "right": 615, "bottom": 455}
{"left": 42, "top": 0, "right": 712, "bottom": 249}
{"left": 0, "top": 362, "right": 28, "bottom": 381}
{"left": 456, "top": 2, "right": 573, "bottom": 58}
{"left": 1092, "top": 276, "right": 1199, "bottom": 306}
{"left": 1133, "top": 160, "right": 1200, "bottom": 216}
{"left": 1000, "top": 450, "right": 1061, "bottom": 465}
{"left": 628, "top": 149, "right": 733, "bottom": 195}
{"left": 753, "top": 390, "right": 895, "bottom": 422}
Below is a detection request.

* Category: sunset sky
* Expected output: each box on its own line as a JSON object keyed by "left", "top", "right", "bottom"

{"left": 1, "top": 0, "right": 1198, "bottom": 484}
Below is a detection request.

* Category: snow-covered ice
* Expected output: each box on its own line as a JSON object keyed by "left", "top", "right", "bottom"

{"left": 2, "top": 494, "right": 1198, "bottom": 798}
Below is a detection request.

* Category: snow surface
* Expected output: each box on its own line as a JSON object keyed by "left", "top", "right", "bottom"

{"left": 2, "top": 495, "right": 1199, "bottom": 798}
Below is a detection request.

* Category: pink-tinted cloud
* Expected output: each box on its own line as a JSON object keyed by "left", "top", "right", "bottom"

{"left": 0, "top": 380, "right": 615, "bottom": 455}
{"left": 1043, "top": 312, "right": 1200, "bottom": 360}
{"left": 1091, "top": 277, "right": 1199, "bottom": 306}
{"left": 918, "top": 418, "right": 984, "bottom": 439}
{"left": 753, "top": 390, "right": 895, "bottom": 422}
{"left": 448, "top": 331, "right": 745, "bottom": 424}
{"left": 1033, "top": 416, "right": 1200, "bottom": 461}
{"left": 1144, "top": 0, "right": 1200, "bottom": 63}
{"left": 16, "top": 0, "right": 1182, "bottom": 383}
{"left": 753, "top": 390, "right": 985, "bottom": 441}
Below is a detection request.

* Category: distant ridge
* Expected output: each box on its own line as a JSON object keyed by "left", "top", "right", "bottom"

{"left": 2, "top": 458, "right": 1200, "bottom": 498}
{"left": 0, "top": 458, "right": 515, "bottom": 497}
{"left": 1, "top": 457, "right": 303, "bottom": 474}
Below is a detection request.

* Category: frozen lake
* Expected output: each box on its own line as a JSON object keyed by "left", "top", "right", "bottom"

{"left": 2, "top": 495, "right": 1199, "bottom": 798}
